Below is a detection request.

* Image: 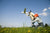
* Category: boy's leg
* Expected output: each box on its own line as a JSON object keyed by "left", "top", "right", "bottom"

{"left": 32, "top": 22, "right": 35, "bottom": 27}
{"left": 38, "top": 22, "right": 44, "bottom": 27}
{"left": 37, "top": 17, "right": 44, "bottom": 27}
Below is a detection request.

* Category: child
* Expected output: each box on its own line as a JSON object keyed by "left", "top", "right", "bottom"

{"left": 25, "top": 10, "right": 44, "bottom": 27}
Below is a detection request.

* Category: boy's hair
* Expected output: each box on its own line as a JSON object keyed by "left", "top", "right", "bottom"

{"left": 30, "top": 10, "right": 32, "bottom": 12}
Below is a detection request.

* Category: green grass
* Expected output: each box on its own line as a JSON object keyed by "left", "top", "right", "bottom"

{"left": 0, "top": 27, "right": 50, "bottom": 33}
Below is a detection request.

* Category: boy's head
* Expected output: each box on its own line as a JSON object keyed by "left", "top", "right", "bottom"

{"left": 29, "top": 10, "right": 32, "bottom": 14}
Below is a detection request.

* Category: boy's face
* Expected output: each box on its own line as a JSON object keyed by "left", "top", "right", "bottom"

{"left": 29, "top": 12, "right": 31, "bottom": 14}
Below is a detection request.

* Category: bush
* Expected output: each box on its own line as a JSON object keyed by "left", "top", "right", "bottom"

{"left": 45, "top": 23, "right": 48, "bottom": 27}
{"left": 0, "top": 25, "right": 2, "bottom": 28}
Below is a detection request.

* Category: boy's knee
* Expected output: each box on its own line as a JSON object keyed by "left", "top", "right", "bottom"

{"left": 38, "top": 22, "right": 44, "bottom": 26}
{"left": 38, "top": 22, "right": 43, "bottom": 25}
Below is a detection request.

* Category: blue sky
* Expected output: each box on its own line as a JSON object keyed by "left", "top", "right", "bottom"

{"left": 0, "top": 0, "right": 50, "bottom": 27}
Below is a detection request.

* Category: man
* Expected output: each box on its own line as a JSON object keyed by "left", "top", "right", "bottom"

{"left": 25, "top": 10, "right": 44, "bottom": 27}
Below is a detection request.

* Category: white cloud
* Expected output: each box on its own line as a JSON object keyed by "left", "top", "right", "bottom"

{"left": 39, "top": 7, "right": 50, "bottom": 16}
{"left": 43, "top": 8, "right": 47, "bottom": 11}
{"left": 39, "top": 12, "right": 47, "bottom": 16}
{"left": 21, "top": 11, "right": 24, "bottom": 13}
{"left": 48, "top": 7, "right": 50, "bottom": 9}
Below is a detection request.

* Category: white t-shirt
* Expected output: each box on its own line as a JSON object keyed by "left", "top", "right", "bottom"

{"left": 32, "top": 17, "right": 42, "bottom": 23}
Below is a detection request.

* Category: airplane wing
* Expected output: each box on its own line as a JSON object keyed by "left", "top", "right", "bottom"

{"left": 24, "top": 8, "right": 26, "bottom": 14}
{"left": 21, "top": 8, "right": 26, "bottom": 14}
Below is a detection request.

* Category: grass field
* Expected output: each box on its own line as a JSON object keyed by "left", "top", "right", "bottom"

{"left": 0, "top": 27, "right": 50, "bottom": 33}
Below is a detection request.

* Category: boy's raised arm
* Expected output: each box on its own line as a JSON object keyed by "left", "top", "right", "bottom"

{"left": 25, "top": 12, "right": 29, "bottom": 16}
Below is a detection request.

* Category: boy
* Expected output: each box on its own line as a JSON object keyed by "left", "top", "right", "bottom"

{"left": 25, "top": 10, "right": 44, "bottom": 27}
